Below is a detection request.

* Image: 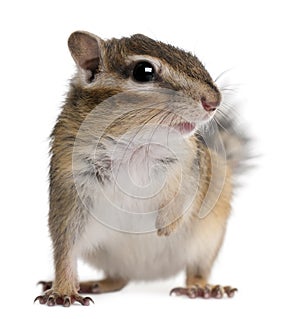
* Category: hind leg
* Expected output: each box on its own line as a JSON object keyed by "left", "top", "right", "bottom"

{"left": 171, "top": 196, "right": 237, "bottom": 299}
{"left": 79, "top": 277, "right": 128, "bottom": 294}
{"left": 170, "top": 221, "right": 237, "bottom": 299}
{"left": 39, "top": 277, "right": 128, "bottom": 294}
{"left": 170, "top": 222, "right": 237, "bottom": 299}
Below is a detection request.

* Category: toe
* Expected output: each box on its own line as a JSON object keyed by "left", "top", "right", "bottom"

{"left": 170, "top": 287, "right": 188, "bottom": 296}
{"left": 211, "top": 285, "right": 223, "bottom": 299}
{"left": 46, "top": 296, "right": 55, "bottom": 306}
{"left": 170, "top": 284, "right": 238, "bottom": 299}
{"left": 34, "top": 295, "right": 46, "bottom": 304}
{"left": 224, "top": 286, "right": 238, "bottom": 298}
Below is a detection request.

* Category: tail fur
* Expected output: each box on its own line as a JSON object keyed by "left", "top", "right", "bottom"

{"left": 213, "top": 106, "right": 253, "bottom": 177}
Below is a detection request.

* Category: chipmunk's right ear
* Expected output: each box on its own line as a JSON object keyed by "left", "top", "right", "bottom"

{"left": 68, "top": 31, "right": 104, "bottom": 81}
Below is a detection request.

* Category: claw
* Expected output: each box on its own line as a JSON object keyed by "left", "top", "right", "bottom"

{"left": 34, "top": 295, "right": 46, "bottom": 304}
{"left": 83, "top": 297, "right": 94, "bottom": 305}
{"left": 63, "top": 296, "right": 71, "bottom": 307}
{"left": 211, "top": 285, "right": 223, "bottom": 299}
{"left": 34, "top": 290, "right": 94, "bottom": 307}
{"left": 224, "top": 286, "right": 238, "bottom": 298}
{"left": 170, "top": 287, "right": 186, "bottom": 296}
{"left": 47, "top": 296, "right": 55, "bottom": 306}
{"left": 202, "top": 286, "right": 211, "bottom": 298}
{"left": 186, "top": 287, "right": 198, "bottom": 298}
{"left": 74, "top": 295, "right": 94, "bottom": 306}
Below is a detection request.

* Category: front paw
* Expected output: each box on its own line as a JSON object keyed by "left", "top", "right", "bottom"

{"left": 34, "top": 289, "right": 93, "bottom": 307}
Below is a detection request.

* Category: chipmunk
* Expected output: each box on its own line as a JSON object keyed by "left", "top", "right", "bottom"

{"left": 35, "top": 31, "right": 250, "bottom": 306}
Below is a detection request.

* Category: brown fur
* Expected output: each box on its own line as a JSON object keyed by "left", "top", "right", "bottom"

{"left": 35, "top": 31, "right": 239, "bottom": 306}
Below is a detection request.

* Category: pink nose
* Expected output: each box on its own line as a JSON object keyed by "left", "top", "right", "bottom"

{"left": 201, "top": 98, "right": 219, "bottom": 112}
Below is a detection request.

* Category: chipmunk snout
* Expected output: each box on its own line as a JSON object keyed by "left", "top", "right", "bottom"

{"left": 201, "top": 97, "right": 220, "bottom": 112}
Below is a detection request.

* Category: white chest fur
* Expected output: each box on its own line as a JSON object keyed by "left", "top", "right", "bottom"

{"left": 74, "top": 128, "right": 210, "bottom": 280}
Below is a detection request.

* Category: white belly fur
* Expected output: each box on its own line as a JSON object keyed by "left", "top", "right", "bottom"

{"left": 77, "top": 204, "right": 223, "bottom": 281}
{"left": 78, "top": 216, "right": 192, "bottom": 280}
{"left": 74, "top": 132, "right": 223, "bottom": 280}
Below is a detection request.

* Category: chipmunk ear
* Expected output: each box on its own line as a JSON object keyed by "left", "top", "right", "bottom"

{"left": 68, "top": 31, "right": 103, "bottom": 81}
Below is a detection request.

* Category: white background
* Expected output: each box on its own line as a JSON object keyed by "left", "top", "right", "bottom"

{"left": 1, "top": 0, "right": 299, "bottom": 318}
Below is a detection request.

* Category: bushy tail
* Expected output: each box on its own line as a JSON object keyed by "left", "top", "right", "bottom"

{"left": 214, "top": 106, "right": 254, "bottom": 177}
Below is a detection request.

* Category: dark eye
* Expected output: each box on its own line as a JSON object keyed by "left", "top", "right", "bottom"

{"left": 132, "top": 61, "right": 155, "bottom": 82}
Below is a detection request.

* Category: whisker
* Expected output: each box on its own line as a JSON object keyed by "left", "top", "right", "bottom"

{"left": 214, "top": 68, "right": 234, "bottom": 83}
{"left": 167, "top": 112, "right": 178, "bottom": 147}
{"left": 145, "top": 110, "right": 173, "bottom": 158}
{"left": 220, "top": 88, "right": 237, "bottom": 92}
{"left": 213, "top": 116, "right": 227, "bottom": 132}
